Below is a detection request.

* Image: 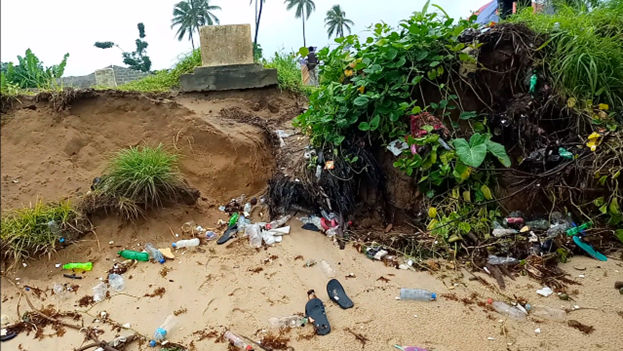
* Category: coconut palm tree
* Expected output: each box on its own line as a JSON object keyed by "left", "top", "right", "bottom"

{"left": 249, "top": 0, "right": 266, "bottom": 48}
{"left": 284, "top": 0, "right": 316, "bottom": 47}
{"left": 324, "top": 4, "right": 354, "bottom": 39}
{"left": 171, "top": 0, "right": 222, "bottom": 50}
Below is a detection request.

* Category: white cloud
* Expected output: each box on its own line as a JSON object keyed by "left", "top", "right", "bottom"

{"left": 1, "top": 0, "right": 482, "bottom": 77}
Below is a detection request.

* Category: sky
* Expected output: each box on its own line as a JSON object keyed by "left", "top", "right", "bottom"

{"left": 1, "top": 0, "right": 483, "bottom": 77}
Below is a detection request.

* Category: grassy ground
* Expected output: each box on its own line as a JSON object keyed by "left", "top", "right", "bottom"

{"left": 510, "top": 2, "right": 623, "bottom": 109}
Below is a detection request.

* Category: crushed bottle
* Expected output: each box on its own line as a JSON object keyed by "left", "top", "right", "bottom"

{"left": 320, "top": 259, "right": 336, "bottom": 278}
{"left": 108, "top": 273, "right": 125, "bottom": 292}
{"left": 268, "top": 315, "right": 307, "bottom": 329}
{"left": 492, "top": 228, "right": 518, "bottom": 237}
{"left": 150, "top": 314, "right": 178, "bottom": 346}
{"left": 224, "top": 331, "right": 253, "bottom": 350}
{"left": 399, "top": 288, "right": 436, "bottom": 301}
{"left": 491, "top": 301, "right": 527, "bottom": 321}
{"left": 265, "top": 215, "right": 291, "bottom": 230}
{"left": 530, "top": 305, "right": 566, "bottom": 322}
{"left": 487, "top": 255, "right": 519, "bottom": 265}
{"left": 53, "top": 283, "right": 68, "bottom": 300}
{"left": 525, "top": 219, "right": 550, "bottom": 230}
{"left": 92, "top": 282, "right": 108, "bottom": 302}
{"left": 145, "top": 243, "right": 165, "bottom": 264}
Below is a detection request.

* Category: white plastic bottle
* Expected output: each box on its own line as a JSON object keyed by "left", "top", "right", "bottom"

{"left": 172, "top": 238, "right": 200, "bottom": 249}
{"left": 320, "top": 259, "right": 336, "bottom": 278}
{"left": 268, "top": 315, "right": 307, "bottom": 329}
{"left": 266, "top": 215, "right": 291, "bottom": 230}
{"left": 491, "top": 301, "right": 527, "bottom": 321}
{"left": 530, "top": 305, "right": 566, "bottom": 322}
{"left": 399, "top": 288, "right": 436, "bottom": 301}
{"left": 145, "top": 243, "right": 165, "bottom": 263}
{"left": 108, "top": 273, "right": 125, "bottom": 292}
{"left": 152, "top": 315, "right": 178, "bottom": 343}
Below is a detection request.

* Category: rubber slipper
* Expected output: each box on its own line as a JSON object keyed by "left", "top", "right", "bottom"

{"left": 217, "top": 225, "right": 237, "bottom": 245}
{"left": 302, "top": 223, "right": 320, "bottom": 232}
{"left": 326, "top": 279, "right": 354, "bottom": 309}
{"left": 572, "top": 236, "right": 607, "bottom": 261}
{"left": 1, "top": 331, "right": 17, "bottom": 342}
{"left": 305, "top": 294, "right": 331, "bottom": 335}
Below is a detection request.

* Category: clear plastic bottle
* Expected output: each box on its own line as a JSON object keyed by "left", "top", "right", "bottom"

{"left": 172, "top": 238, "right": 200, "bottom": 249}
{"left": 243, "top": 203, "right": 252, "bottom": 217}
{"left": 92, "top": 282, "right": 108, "bottom": 302}
{"left": 491, "top": 301, "right": 527, "bottom": 321}
{"left": 492, "top": 228, "right": 518, "bottom": 237}
{"left": 487, "top": 255, "right": 519, "bottom": 265}
{"left": 53, "top": 283, "right": 68, "bottom": 300}
{"left": 525, "top": 219, "right": 550, "bottom": 230}
{"left": 266, "top": 215, "right": 291, "bottom": 230}
{"left": 399, "top": 288, "right": 436, "bottom": 301}
{"left": 152, "top": 315, "right": 178, "bottom": 343}
{"left": 108, "top": 273, "right": 125, "bottom": 292}
{"left": 546, "top": 222, "right": 570, "bottom": 238}
{"left": 224, "top": 331, "right": 253, "bottom": 350}
{"left": 530, "top": 305, "right": 566, "bottom": 322}
{"left": 246, "top": 224, "right": 262, "bottom": 248}
{"left": 237, "top": 215, "right": 248, "bottom": 233}
{"left": 145, "top": 243, "right": 165, "bottom": 264}
{"left": 320, "top": 259, "right": 336, "bottom": 278}
{"left": 268, "top": 315, "right": 307, "bottom": 329}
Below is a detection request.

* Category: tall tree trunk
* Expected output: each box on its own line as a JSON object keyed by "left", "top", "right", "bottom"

{"left": 254, "top": 0, "right": 263, "bottom": 47}
{"left": 302, "top": 8, "right": 307, "bottom": 48}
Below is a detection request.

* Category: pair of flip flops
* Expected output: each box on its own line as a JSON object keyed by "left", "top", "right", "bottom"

{"left": 305, "top": 279, "right": 353, "bottom": 336}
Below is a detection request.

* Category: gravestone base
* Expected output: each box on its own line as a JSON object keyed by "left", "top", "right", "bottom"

{"left": 179, "top": 63, "right": 277, "bottom": 92}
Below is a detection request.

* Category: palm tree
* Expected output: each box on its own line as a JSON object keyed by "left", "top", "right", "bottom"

{"left": 249, "top": 0, "right": 266, "bottom": 48}
{"left": 324, "top": 5, "right": 354, "bottom": 39}
{"left": 171, "top": 0, "right": 222, "bottom": 50}
{"left": 284, "top": 0, "right": 316, "bottom": 47}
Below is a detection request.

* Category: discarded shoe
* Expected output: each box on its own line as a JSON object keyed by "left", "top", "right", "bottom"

{"left": 326, "top": 279, "right": 354, "bottom": 309}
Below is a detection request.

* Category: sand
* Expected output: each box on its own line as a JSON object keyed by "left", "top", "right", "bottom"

{"left": 1, "top": 91, "right": 622, "bottom": 351}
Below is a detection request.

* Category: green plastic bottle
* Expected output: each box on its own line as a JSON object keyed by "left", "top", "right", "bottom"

{"left": 118, "top": 250, "right": 150, "bottom": 262}
{"left": 228, "top": 213, "right": 239, "bottom": 227}
{"left": 529, "top": 70, "right": 538, "bottom": 95}
{"left": 62, "top": 262, "right": 93, "bottom": 271}
{"left": 566, "top": 222, "right": 592, "bottom": 236}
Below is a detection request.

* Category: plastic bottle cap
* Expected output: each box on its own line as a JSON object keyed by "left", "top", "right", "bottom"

{"left": 431, "top": 292, "right": 437, "bottom": 300}
{"left": 172, "top": 243, "right": 177, "bottom": 248}
{"left": 149, "top": 340, "right": 156, "bottom": 347}
{"left": 159, "top": 259, "right": 165, "bottom": 264}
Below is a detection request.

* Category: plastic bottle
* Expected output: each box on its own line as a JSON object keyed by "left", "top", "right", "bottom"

{"left": 246, "top": 224, "right": 262, "bottom": 248}
{"left": 205, "top": 231, "right": 217, "bottom": 241}
{"left": 237, "top": 215, "right": 248, "bottom": 233}
{"left": 92, "top": 282, "right": 108, "bottom": 302}
{"left": 62, "top": 262, "right": 93, "bottom": 271}
{"left": 546, "top": 222, "right": 570, "bottom": 238}
{"left": 47, "top": 220, "right": 61, "bottom": 235}
{"left": 566, "top": 222, "right": 592, "bottom": 236}
{"left": 118, "top": 250, "right": 150, "bottom": 262}
{"left": 492, "top": 228, "right": 518, "bottom": 237}
{"left": 152, "top": 315, "right": 178, "bottom": 344}
{"left": 491, "top": 301, "right": 527, "bottom": 321}
{"left": 525, "top": 219, "right": 550, "bottom": 230}
{"left": 108, "top": 274, "right": 125, "bottom": 292}
{"left": 487, "top": 255, "right": 519, "bottom": 265}
{"left": 268, "top": 315, "right": 307, "bottom": 329}
{"left": 229, "top": 213, "right": 240, "bottom": 227}
{"left": 265, "top": 215, "right": 291, "bottom": 230}
{"left": 144, "top": 243, "right": 165, "bottom": 264}
{"left": 172, "top": 238, "right": 200, "bottom": 249}
{"left": 399, "top": 288, "right": 436, "bottom": 301}
{"left": 504, "top": 217, "right": 524, "bottom": 226}
{"left": 53, "top": 283, "right": 68, "bottom": 300}
{"left": 243, "top": 203, "right": 252, "bottom": 217}
{"left": 530, "top": 305, "right": 566, "bottom": 322}
{"left": 223, "top": 331, "right": 253, "bottom": 350}
{"left": 320, "top": 260, "right": 336, "bottom": 278}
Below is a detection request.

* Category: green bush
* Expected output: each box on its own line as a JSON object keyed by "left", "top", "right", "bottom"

{"left": 3, "top": 49, "right": 69, "bottom": 89}
{"left": 263, "top": 52, "right": 315, "bottom": 95}
{"left": 510, "top": 1, "right": 623, "bottom": 109}
{"left": 1, "top": 200, "right": 78, "bottom": 266}
{"left": 97, "top": 144, "right": 184, "bottom": 208}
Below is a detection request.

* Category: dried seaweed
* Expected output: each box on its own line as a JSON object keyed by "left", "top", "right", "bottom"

{"left": 567, "top": 320, "right": 595, "bottom": 334}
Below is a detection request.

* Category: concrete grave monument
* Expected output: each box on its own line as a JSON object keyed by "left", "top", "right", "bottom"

{"left": 180, "top": 24, "right": 277, "bottom": 92}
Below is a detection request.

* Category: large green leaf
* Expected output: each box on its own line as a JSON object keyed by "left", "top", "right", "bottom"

{"left": 453, "top": 138, "right": 486, "bottom": 168}
{"left": 485, "top": 139, "right": 511, "bottom": 167}
{"left": 353, "top": 96, "right": 369, "bottom": 106}
{"left": 370, "top": 115, "right": 381, "bottom": 131}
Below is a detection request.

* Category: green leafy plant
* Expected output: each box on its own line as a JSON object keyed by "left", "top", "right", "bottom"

{"left": 95, "top": 23, "right": 152, "bottom": 72}
{"left": 452, "top": 133, "right": 511, "bottom": 168}
{"left": 2, "top": 49, "right": 69, "bottom": 89}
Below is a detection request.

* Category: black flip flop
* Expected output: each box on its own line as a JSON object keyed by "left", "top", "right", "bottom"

{"left": 305, "top": 293, "right": 331, "bottom": 335}
{"left": 1, "top": 331, "right": 17, "bottom": 342}
{"left": 217, "top": 225, "right": 237, "bottom": 245}
{"left": 326, "top": 279, "right": 354, "bottom": 309}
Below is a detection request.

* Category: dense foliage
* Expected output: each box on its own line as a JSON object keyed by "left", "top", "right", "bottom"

{"left": 1, "top": 49, "right": 69, "bottom": 89}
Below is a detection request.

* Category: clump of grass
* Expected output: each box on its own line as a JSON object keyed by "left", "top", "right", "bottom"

{"left": 83, "top": 144, "right": 196, "bottom": 219}
{"left": 510, "top": 2, "right": 623, "bottom": 109}
{"left": 264, "top": 52, "right": 316, "bottom": 96}
{"left": 1, "top": 200, "right": 86, "bottom": 267}
{"left": 117, "top": 49, "right": 202, "bottom": 92}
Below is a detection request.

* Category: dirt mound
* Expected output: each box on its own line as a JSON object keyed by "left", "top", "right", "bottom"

{"left": 0, "top": 88, "right": 300, "bottom": 212}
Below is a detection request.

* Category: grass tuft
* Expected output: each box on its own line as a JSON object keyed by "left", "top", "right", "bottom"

{"left": 96, "top": 144, "right": 184, "bottom": 208}
{"left": 263, "top": 52, "right": 317, "bottom": 96}
{"left": 510, "top": 3, "right": 623, "bottom": 109}
{"left": 1, "top": 200, "right": 85, "bottom": 267}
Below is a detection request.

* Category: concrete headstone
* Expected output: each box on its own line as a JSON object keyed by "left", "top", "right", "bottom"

{"left": 199, "top": 24, "right": 254, "bottom": 67}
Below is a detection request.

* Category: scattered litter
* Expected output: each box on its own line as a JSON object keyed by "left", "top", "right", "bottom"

{"left": 55, "top": 263, "right": 61, "bottom": 268}
{"left": 159, "top": 248, "right": 175, "bottom": 259}
{"left": 488, "top": 337, "right": 495, "bottom": 341}
{"left": 109, "top": 241, "right": 114, "bottom": 245}
{"left": 324, "top": 160, "right": 335, "bottom": 170}
{"left": 123, "top": 323, "right": 131, "bottom": 329}
{"left": 536, "top": 286, "right": 554, "bottom": 297}
{"left": 387, "top": 139, "right": 409, "bottom": 156}
{"left": 400, "top": 288, "right": 436, "bottom": 301}
{"left": 534, "top": 328, "right": 541, "bottom": 334}
{"left": 62, "top": 262, "right": 93, "bottom": 271}
{"left": 579, "top": 274, "right": 585, "bottom": 278}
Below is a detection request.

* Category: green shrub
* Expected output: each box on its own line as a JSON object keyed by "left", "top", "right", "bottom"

{"left": 510, "top": 2, "right": 623, "bottom": 109}
{"left": 1, "top": 200, "right": 79, "bottom": 266}
{"left": 264, "top": 52, "right": 315, "bottom": 95}
{"left": 3, "top": 49, "right": 68, "bottom": 89}
{"left": 97, "top": 144, "right": 184, "bottom": 207}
